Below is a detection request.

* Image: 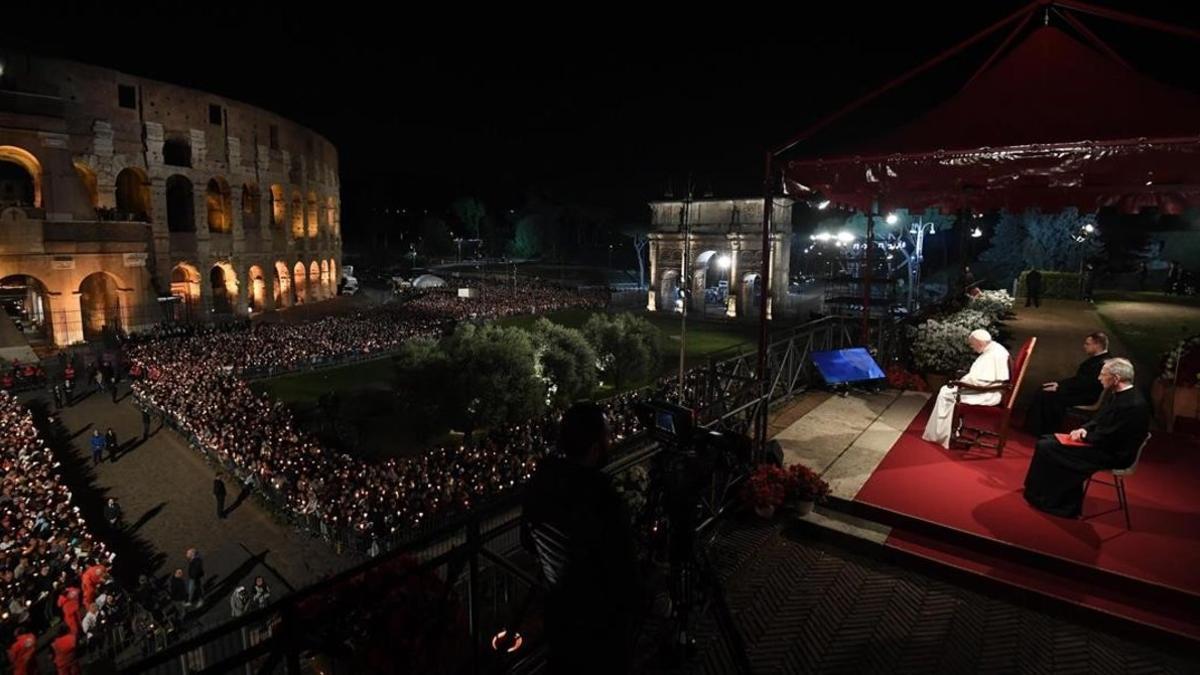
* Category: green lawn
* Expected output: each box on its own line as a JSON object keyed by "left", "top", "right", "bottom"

{"left": 254, "top": 307, "right": 762, "bottom": 456}
{"left": 1094, "top": 295, "right": 1200, "bottom": 376}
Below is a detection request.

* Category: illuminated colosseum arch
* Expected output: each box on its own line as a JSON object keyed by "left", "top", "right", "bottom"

{"left": 0, "top": 274, "right": 53, "bottom": 343}
{"left": 78, "top": 271, "right": 124, "bottom": 341}
{"left": 206, "top": 177, "right": 233, "bottom": 233}
{"left": 306, "top": 191, "right": 319, "bottom": 239}
{"left": 309, "top": 261, "right": 322, "bottom": 300}
{"left": 320, "top": 260, "right": 330, "bottom": 296}
{"left": 209, "top": 262, "right": 238, "bottom": 315}
{"left": 293, "top": 262, "right": 307, "bottom": 304}
{"left": 241, "top": 183, "right": 261, "bottom": 230}
{"left": 72, "top": 160, "right": 98, "bottom": 209}
{"left": 166, "top": 175, "right": 195, "bottom": 232}
{"left": 269, "top": 184, "right": 285, "bottom": 230}
{"left": 247, "top": 265, "right": 266, "bottom": 312}
{"left": 170, "top": 263, "right": 202, "bottom": 322}
{"left": 0, "top": 146, "right": 42, "bottom": 208}
{"left": 328, "top": 258, "right": 337, "bottom": 292}
{"left": 325, "top": 197, "right": 336, "bottom": 238}
{"left": 274, "top": 261, "right": 292, "bottom": 308}
{"left": 290, "top": 192, "right": 304, "bottom": 238}
{"left": 115, "top": 167, "right": 152, "bottom": 221}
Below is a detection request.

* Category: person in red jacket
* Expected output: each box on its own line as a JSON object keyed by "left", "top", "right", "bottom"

{"left": 81, "top": 564, "right": 107, "bottom": 608}
{"left": 52, "top": 623, "right": 81, "bottom": 675}
{"left": 58, "top": 586, "right": 83, "bottom": 635}
{"left": 7, "top": 628, "right": 37, "bottom": 675}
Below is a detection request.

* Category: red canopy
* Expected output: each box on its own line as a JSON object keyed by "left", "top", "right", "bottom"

{"left": 783, "top": 24, "right": 1200, "bottom": 214}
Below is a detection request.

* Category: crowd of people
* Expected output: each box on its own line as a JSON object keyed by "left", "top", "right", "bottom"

{"left": 126, "top": 283, "right": 646, "bottom": 547}
{"left": 0, "top": 392, "right": 122, "bottom": 673}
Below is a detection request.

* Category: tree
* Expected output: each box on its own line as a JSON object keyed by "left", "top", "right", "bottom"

{"left": 419, "top": 213, "right": 454, "bottom": 256}
{"left": 531, "top": 318, "right": 599, "bottom": 406}
{"left": 979, "top": 208, "right": 1100, "bottom": 288}
{"left": 443, "top": 323, "right": 545, "bottom": 431}
{"left": 583, "top": 313, "right": 662, "bottom": 391}
{"left": 509, "top": 216, "right": 543, "bottom": 258}
{"left": 451, "top": 197, "right": 488, "bottom": 240}
{"left": 393, "top": 337, "right": 457, "bottom": 437}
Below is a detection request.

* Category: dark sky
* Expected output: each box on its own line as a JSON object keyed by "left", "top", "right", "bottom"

{"left": 8, "top": 2, "right": 1200, "bottom": 225}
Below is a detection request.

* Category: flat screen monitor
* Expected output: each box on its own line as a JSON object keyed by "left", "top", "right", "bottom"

{"left": 811, "top": 347, "right": 886, "bottom": 386}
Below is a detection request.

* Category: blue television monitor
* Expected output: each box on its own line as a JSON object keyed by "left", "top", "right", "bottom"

{"left": 811, "top": 347, "right": 886, "bottom": 386}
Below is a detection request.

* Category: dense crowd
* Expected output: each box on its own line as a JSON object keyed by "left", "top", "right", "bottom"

{"left": 0, "top": 392, "right": 121, "bottom": 672}
{"left": 127, "top": 283, "right": 641, "bottom": 545}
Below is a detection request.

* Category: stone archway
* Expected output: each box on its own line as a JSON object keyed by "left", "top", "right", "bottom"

{"left": 166, "top": 175, "right": 195, "bottom": 232}
{"left": 247, "top": 265, "right": 267, "bottom": 313}
{"left": 320, "top": 260, "right": 330, "bottom": 297}
{"left": 741, "top": 273, "right": 763, "bottom": 319}
{"left": 115, "top": 167, "right": 152, "bottom": 221}
{"left": 293, "top": 262, "right": 307, "bottom": 304}
{"left": 206, "top": 177, "right": 233, "bottom": 233}
{"left": 170, "top": 263, "right": 202, "bottom": 322}
{"left": 274, "top": 261, "right": 292, "bottom": 307}
{"left": 0, "top": 274, "right": 53, "bottom": 344}
{"left": 78, "top": 272, "right": 123, "bottom": 341}
{"left": 210, "top": 263, "right": 238, "bottom": 315}
{"left": 241, "top": 183, "right": 261, "bottom": 230}
{"left": 309, "top": 261, "right": 321, "bottom": 301}
{"left": 0, "top": 146, "right": 42, "bottom": 208}
{"left": 659, "top": 270, "right": 681, "bottom": 312}
{"left": 73, "top": 161, "right": 99, "bottom": 209}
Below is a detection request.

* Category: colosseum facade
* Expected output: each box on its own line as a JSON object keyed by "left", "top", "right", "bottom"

{"left": 0, "top": 50, "right": 341, "bottom": 348}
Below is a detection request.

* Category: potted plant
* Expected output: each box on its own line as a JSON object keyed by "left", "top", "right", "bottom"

{"left": 741, "top": 464, "right": 787, "bottom": 519}
{"left": 785, "top": 464, "right": 831, "bottom": 517}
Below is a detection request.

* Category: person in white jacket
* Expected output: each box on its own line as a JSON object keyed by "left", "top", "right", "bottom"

{"left": 922, "top": 329, "right": 1010, "bottom": 448}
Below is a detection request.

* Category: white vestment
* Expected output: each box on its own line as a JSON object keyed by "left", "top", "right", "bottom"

{"left": 923, "top": 341, "right": 1011, "bottom": 447}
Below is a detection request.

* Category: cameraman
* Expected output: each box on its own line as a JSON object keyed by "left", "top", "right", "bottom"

{"left": 523, "top": 402, "right": 642, "bottom": 674}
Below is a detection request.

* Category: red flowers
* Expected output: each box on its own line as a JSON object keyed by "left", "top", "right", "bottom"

{"left": 741, "top": 464, "right": 788, "bottom": 510}
{"left": 785, "top": 464, "right": 831, "bottom": 503}
{"left": 885, "top": 364, "right": 929, "bottom": 392}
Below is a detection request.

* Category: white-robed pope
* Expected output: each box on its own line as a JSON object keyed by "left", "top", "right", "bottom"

{"left": 922, "top": 329, "right": 1010, "bottom": 448}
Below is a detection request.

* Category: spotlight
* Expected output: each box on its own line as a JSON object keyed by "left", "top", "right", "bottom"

{"left": 885, "top": 213, "right": 899, "bottom": 225}
{"left": 717, "top": 255, "right": 731, "bottom": 270}
{"left": 836, "top": 231, "right": 856, "bottom": 244}
{"left": 1083, "top": 223, "right": 1095, "bottom": 234}
{"left": 971, "top": 227, "right": 983, "bottom": 238}
{"left": 817, "top": 199, "right": 831, "bottom": 210}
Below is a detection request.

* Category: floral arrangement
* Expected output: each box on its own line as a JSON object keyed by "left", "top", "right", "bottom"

{"left": 885, "top": 364, "right": 928, "bottom": 392}
{"left": 785, "top": 464, "right": 831, "bottom": 503}
{"left": 613, "top": 464, "right": 650, "bottom": 523}
{"left": 740, "top": 464, "right": 788, "bottom": 511}
{"left": 1160, "top": 334, "right": 1200, "bottom": 384}
{"left": 969, "top": 289, "right": 1015, "bottom": 323}
{"left": 909, "top": 308, "right": 995, "bottom": 375}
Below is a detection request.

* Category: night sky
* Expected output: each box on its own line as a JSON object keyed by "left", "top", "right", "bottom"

{"left": 8, "top": 2, "right": 1200, "bottom": 230}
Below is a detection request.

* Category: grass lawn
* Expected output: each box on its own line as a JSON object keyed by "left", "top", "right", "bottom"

{"left": 1094, "top": 294, "right": 1200, "bottom": 375}
{"left": 254, "top": 307, "right": 763, "bottom": 457}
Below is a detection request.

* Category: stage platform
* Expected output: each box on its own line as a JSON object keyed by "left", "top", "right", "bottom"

{"left": 774, "top": 390, "right": 1200, "bottom": 645}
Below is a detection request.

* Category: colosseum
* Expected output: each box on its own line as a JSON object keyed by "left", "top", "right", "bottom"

{"left": 0, "top": 50, "right": 341, "bottom": 351}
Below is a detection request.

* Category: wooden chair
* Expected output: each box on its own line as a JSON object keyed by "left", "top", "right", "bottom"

{"left": 951, "top": 337, "right": 1037, "bottom": 456}
{"left": 1082, "top": 432, "right": 1151, "bottom": 529}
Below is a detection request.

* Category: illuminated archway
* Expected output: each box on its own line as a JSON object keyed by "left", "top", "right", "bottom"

{"left": 0, "top": 146, "right": 42, "bottom": 208}
{"left": 116, "top": 167, "right": 152, "bottom": 220}
{"left": 320, "top": 260, "right": 330, "bottom": 296}
{"left": 0, "top": 274, "right": 53, "bottom": 343}
{"left": 306, "top": 191, "right": 319, "bottom": 239}
{"left": 247, "top": 265, "right": 266, "bottom": 312}
{"left": 309, "top": 261, "right": 321, "bottom": 300}
{"left": 78, "top": 272, "right": 123, "bottom": 341}
{"left": 170, "top": 263, "right": 202, "bottom": 322}
{"left": 293, "top": 262, "right": 307, "bottom": 304}
{"left": 270, "top": 184, "right": 285, "bottom": 230}
{"left": 274, "top": 261, "right": 292, "bottom": 308}
{"left": 325, "top": 197, "right": 337, "bottom": 238}
{"left": 206, "top": 177, "right": 233, "bottom": 233}
{"left": 210, "top": 262, "right": 238, "bottom": 315}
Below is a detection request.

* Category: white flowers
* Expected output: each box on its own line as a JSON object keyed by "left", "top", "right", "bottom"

{"left": 910, "top": 307, "right": 999, "bottom": 374}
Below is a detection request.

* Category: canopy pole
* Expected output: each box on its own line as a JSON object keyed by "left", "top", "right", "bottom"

{"left": 964, "top": 7, "right": 1038, "bottom": 88}
{"left": 755, "top": 151, "right": 774, "bottom": 457}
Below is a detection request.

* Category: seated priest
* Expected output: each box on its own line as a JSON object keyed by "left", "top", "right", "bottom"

{"left": 1023, "top": 357, "right": 1150, "bottom": 518}
{"left": 1025, "top": 331, "right": 1109, "bottom": 435}
{"left": 922, "top": 329, "right": 1010, "bottom": 448}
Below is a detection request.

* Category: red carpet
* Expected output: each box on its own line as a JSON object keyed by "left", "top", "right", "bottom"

{"left": 854, "top": 401, "right": 1200, "bottom": 639}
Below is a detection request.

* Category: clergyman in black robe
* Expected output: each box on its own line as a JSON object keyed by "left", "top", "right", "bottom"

{"left": 1024, "top": 358, "right": 1150, "bottom": 518}
{"left": 1025, "top": 332, "right": 1109, "bottom": 435}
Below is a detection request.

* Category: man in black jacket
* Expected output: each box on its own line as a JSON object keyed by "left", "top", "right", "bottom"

{"left": 522, "top": 402, "right": 642, "bottom": 675}
{"left": 1025, "top": 332, "right": 1109, "bottom": 435}
{"left": 1025, "top": 268, "right": 1042, "bottom": 308}
{"left": 1024, "top": 358, "right": 1150, "bottom": 518}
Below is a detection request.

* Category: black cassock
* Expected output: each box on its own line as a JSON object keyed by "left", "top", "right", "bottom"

{"left": 1024, "top": 352, "right": 1108, "bottom": 435}
{"left": 1023, "top": 387, "right": 1150, "bottom": 518}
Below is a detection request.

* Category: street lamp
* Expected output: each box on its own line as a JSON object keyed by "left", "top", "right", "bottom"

{"left": 885, "top": 213, "right": 899, "bottom": 225}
